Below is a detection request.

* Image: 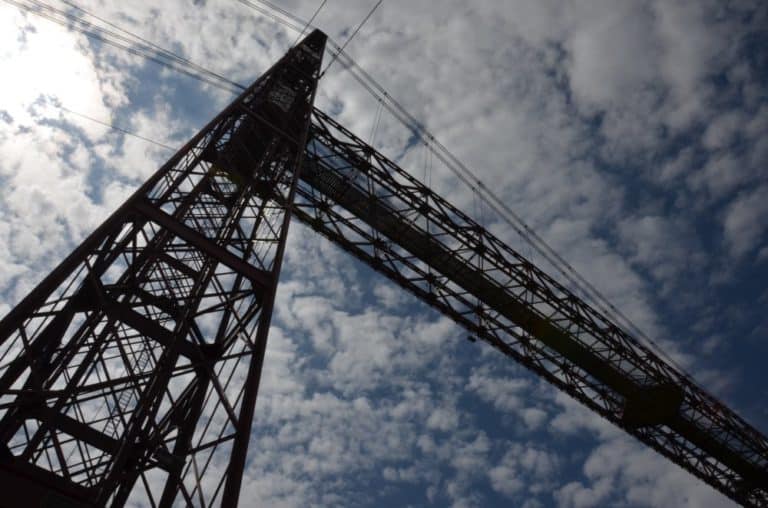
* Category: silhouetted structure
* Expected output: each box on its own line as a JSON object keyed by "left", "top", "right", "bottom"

{"left": 0, "top": 29, "right": 766, "bottom": 508}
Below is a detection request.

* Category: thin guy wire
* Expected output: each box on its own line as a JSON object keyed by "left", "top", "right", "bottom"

{"left": 58, "top": 106, "right": 176, "bottom": 151}
{"left": 291, "top": 0, "right": 327, "bottom": 47}
{"left": 321, "top": 0, "right": 382, "bottom": 76}
{"left": 233, "top": 0, "right": 305, "bottom": 33}
{"left": 57, "top": 0, "right": 240, "bottom": 89}
{"left": 1, "top": 0, "right": 245, "bottom": 94}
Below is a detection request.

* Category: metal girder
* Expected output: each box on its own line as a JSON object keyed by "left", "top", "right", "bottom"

{"left": 291, "top": 107, "right": 768, "bottom": 508}
{"left": 0, "top": 29, "right": 326, "bottom": 508}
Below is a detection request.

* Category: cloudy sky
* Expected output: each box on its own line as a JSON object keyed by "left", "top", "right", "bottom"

{"left": 1, "top": 0, "right": 767, "bottom": 506}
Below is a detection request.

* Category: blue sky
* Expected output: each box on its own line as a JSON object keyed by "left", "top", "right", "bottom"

{"left": 0, "top": 0, "right": 767, "bottom": 506}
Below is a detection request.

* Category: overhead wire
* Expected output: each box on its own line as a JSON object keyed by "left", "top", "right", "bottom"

{"left": 1, "top": 0, "right": 246, "bottom": 93}
{"left": 291, "top": 0, "right": 327, "bottom": 47}
{"left": 58, "top": 0, "right": 235, "bottom": 84}
{"left": 0, "top": 0, "right": 586, "bottom": 308}
{"left": 233, "top": 0, "right": 305, "bottom": 34}
{"left": 321, "top": 0, "right": 382, "bottom": 76}
{"left": 58, "top": 105, "right": 175, "bottom": 151}
{"left": 230, "top": 0, "right": 697, "bottom": 374}
{"left": 4, "top": 0, "right": 689, "bottom": 373}
{"left": 251, "top": 1, "right": 690, "bottom": 371}
{"left": 367, "top": 99, "right": 383, "bottom": 148}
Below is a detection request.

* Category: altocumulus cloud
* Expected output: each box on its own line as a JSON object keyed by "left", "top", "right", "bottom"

{"left": 1, "top": 0, "right": 767, "bottom": 507}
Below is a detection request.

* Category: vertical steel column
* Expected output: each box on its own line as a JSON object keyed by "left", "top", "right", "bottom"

{"left": 0, "top": 30, "right": 326, "bottom": 508}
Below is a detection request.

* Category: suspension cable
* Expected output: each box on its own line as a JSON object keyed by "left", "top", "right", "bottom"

{"left": 321, "top": 0, "right": 382, "bottom": 76}
{"left": 292, "top": 0, "right": 327, "bottom": 47}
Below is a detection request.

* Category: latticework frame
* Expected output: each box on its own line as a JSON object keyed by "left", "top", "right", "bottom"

{"left": 291, "top": 108, "right": 768, "bottom": 507}
{"left": 0, "top": 30, "right": 325, "bottom": 508}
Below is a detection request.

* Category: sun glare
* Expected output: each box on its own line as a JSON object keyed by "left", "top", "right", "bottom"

{"left": 0, "top": 5, "right": 109, "bottom": 129}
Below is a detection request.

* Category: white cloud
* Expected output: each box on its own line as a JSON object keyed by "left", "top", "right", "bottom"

{"left": 426, "top": 406, "right": 460, "bottom": 432}
{"left": 550, "top": 391, "right": 736, "bottom": 507}
{"left": 556, "top": 435, "right": 736, "bottom": 508}
{"left": 723, "top": 185, "right": 768, "bottom": 258}
{"left": 0, "top": 1, "right": 764, "bottom": 507}
{"left": 488, "top": 443, "right": 560, "bottom": 500}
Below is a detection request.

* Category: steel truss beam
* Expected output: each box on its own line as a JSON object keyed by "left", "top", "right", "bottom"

{"left": 291, "top": 108, "right": 768, "bottom": 508}
{"left": 0, "top": 30, "right": 326, "bottom": 508}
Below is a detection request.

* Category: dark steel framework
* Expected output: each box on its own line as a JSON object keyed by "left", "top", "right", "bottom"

{"left": 0, "top": 28, "right": 766, "bottom": 508}
{"left": 0, "top": 30, "right": 326, "bottom": 508}
{"left": 296, "top": 109, "right": 768, "bottom": 507}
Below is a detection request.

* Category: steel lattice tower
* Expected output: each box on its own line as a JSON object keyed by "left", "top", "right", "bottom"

{"left": 0, "top": 30, "right": 326, "bottom": 508}
{"left": 0, "top": 28, "right": 767, "bottom": 508}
